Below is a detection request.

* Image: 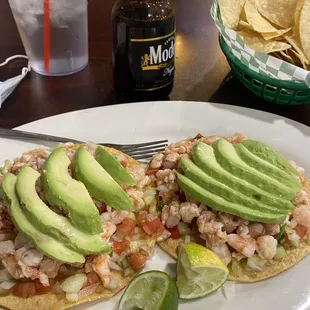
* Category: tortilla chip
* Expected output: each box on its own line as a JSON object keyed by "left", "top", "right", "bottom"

{"left": 255, "top": 0, "right": 299, "bottom": 29}
{"left": 299, "top": 0, "right": 310, "bottom": 62}
{"left": 0, "top": 145, "right": 154, "bottom": 309}
{"left": 218, "top": 0, "right": 245, "bottom": 30}
{"left": 238, "top": 29, "right": 276, "bottom": 53}
{"left": 157, "top": 138, "right": 310, "bottom": 283}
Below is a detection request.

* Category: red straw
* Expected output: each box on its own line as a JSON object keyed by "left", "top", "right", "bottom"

{"left": 43, "top": 0, "right": 50, "bottom": 72}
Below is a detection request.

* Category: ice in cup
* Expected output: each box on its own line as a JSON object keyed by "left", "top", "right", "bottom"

{"left": 8, "top": 0, "right": 89, "bottom": 76}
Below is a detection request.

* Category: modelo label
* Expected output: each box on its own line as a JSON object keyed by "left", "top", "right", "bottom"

{"left": 130, "top": 30, "right": 175, "bottom": 91}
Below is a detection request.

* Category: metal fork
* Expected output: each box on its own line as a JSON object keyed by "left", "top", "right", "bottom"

{"left": 0, "top": 128, "right": 168, "bottom": 161}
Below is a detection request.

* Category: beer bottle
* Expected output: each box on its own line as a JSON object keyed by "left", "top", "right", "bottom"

{"left": 111, "top": 0, "right": 176, "bottom": 101}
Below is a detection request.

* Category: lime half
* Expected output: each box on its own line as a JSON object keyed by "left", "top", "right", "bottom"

{"left": 177, "top": 243, "right": 229, "bottom": 300}
{"left": 118, "top": 270, "right": 178, "bottom": 310}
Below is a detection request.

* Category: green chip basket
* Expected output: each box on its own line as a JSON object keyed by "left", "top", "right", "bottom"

{"left": 219, "top": 35, "right": 310, "bottom": 105}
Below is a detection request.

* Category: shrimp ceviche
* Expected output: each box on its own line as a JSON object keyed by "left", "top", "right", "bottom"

{"left": 148, "top": 133, "right": 310, "bottom": 282}
{"left": 0, "top": 142, "right": 165, "bottom": 310}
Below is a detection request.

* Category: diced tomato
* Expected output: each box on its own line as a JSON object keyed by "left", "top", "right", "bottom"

{"left": 142, "top": 218, "right": 165, "bottom": 236}
{"left": 137, "top": 211, "right": 148, "bottom": 227}
{"left": 120, "top": 161, "right": 127, "bottom": 168}
{"left": 12, "top": 282, "right": 37, "bottom": 298}
{"left": 86, "top": 271, "right": 100, "bottom": 285}
{"left": 113, "top": 240, "right": 130, "bottom": 255}
{"left": 116, "top": 218, "right": 136, "bottom": 238}
{"left": 295, "top": 225, "right": 308, "bottom": 239}
{"left": 167, "top": 226, "right": 180, "bottom": 239}
{"left": 35, "top": 280, "right": 52, "bottom": 295}
{"left": 146, "top": 168, "right": 159, "bottom": 176}
{"left": 130, "top": 252, "right": 148, "bottom": 271}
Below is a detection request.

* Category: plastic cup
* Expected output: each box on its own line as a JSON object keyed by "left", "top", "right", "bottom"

{"left": 8, "top": 0, "right": 89, "bottom": 76}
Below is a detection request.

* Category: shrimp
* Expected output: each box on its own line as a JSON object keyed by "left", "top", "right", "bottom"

{"left": 247, "top": 223, "right": 265, "bottom": 238}
{"left": 0, "top": 240, "right": 15, "bottom": 257}
{"left": 91, "top": 254, "right": 112, "bottom": 287}
{"left": 100, "top": 210, "right": 129, "bottom": 224}
{"left": 264, "top": 224, "right": 280, "bottom": 236}
{"left": 179, "top": 203, "right": 204, "bottom": 223}
{"left": 293, "top": 190, "right": 309, "bottom": 205}
{"left": 226, "top": 234, "right": 256, "bottom": 258}
{"left": 236, "top": 224, "right": 249, "bottom": 237}
{"left": 126, "top": 188, "right": 145, "bottom": 210}
{"left": 211, "top": 243, "right": 232, "bottom": 266}
{"left": 256, "top": 236, "right": 277, "bottom": 260}
{"left": 161, "top": 203, "right": 181, "bottom": 228}
{"left": 100, "top": 222, "right": 117, "bottom": 240}
{"left": 2, "top": 256, "right": 23, "bottom": 279}
{"left": 163, "top": 153, "right": 180, "bottom": 169}
{"left": 292, "top": 206, "right": 310, "bottom": 228}
{"left": 18, "top": 262, "right": 39, "bottom": 280}
{"left": 150, "top": 153, "right": 164, "bottom": 169}
{"left": 39, "top": 257, "right": 61, "bottom": 278}
{"left": 218, "top": 212, "right": 240, "bottom": 233}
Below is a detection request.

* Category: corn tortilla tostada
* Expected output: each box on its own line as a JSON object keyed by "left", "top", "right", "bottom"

{"left": 147, "top": 133, "right": 310, "bottom": 282}
{"left": 0, "top": 142, "right": 166, "bottom": 310}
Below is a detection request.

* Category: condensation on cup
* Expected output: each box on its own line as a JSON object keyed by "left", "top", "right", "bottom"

{"left": 8, "top": 0, "right": 89, "bottom": 76}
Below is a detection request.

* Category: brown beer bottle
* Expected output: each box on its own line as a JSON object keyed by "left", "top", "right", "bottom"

{"left": 111, "top": 0, "right": 176, "bottom": 101}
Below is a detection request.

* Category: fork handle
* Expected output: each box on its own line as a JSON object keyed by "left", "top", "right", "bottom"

{"left": 0, "top": 127, "right": 83, "bottom": 144}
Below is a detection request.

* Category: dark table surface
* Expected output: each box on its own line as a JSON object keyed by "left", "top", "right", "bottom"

{"left": 1, "top": 0, "right": 310, "bottom": 129}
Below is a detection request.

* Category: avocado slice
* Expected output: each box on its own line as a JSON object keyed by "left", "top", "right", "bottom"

{"left": 42, "top": 148, "right": 102, "bottom": 235}
{"left": 234, "top": 143, "right": 302, "bottom": 190}
{"left": 16, "top": 165, "right": 110, "bottom": 255}
{"left": 241, "top": 139, "right": 299, "bottom": 176}
{"left": 177, "top": 172, "right": 287, "bottom": 224}
{"left": 95, "top": 146, "right": 136, "bottom": 186}
{"left": 192, "top": 142, "right": 294, "bottom": 209}
{"left": 1, "top": 173, "right": 85, "bottom": 264}
{"left": 72, "top": 147, "right": 135, "bottom": 211}
{"left": 212, "top": 139, "right": 297, "bottom": 200}
{"left": 179, "top": 157, "right": 292, "bottom": 214}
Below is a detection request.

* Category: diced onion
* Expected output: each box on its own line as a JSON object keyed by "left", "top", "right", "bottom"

{"left": 274, "top": 246, "right": 287, "bottom": 261}
{"left": 52, "top": 281, "right": 62, "bottom": 294}
{"left": 246, "top": 257, "right": 266, "bottom": 272}
{"left": 60, "top": 273, "right": 87, "bottom": 293}
{"left": 184, "top": 235, "right": 191, "bottom": 243}
{"left": 285, "top": 226, "right": 294, "bottom": 234}
{"left": 86, "top": 141, "right": 98, "bottom": 150}
{"left": 66, "top": 292, "right": 79, "bottom": 302}
{"left": 0, "top": 280, "right": 16, "bottom": 290}
{"left": 231, "top": 260, "right": 244, "bottom": 277}
{"left": 0, "top": 269, "right": 13, "bottom": 282}
{"left": 143, "top": 188, "right": 156, "bottom": 206}
{"left": 124, "top": 268, "right": 135, "bottom": 277}
{"left": 287, "top": 232, "right": 300, "bottom": 247}
{"left": 108, "top": 260, "right": 123, "bottom": 271}
{"left": 105, "top": 276, "right": 121, "bottom": 291}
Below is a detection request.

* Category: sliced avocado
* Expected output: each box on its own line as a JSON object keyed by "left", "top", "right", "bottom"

{"left": 234, "top": 143, "right": 302, "bottom": 190}
{"left": 179, "top": 157, "right": 292, "bottom": 214}
{"left": 212, "top": 139, "right": 297, "bottom": 200}
{"left": 16, "top": 165, "right": 110, "bottom": 255}
{"left": 72, "top": 147, "right": 135, "bottom": 211}
{"left": 42, "top": 148, "right": 102, "bottom": 235}
{"left": 1, "top": 173, "right": 85, "bottom": 264}
{"left": 95, "top": 146, "right": 136, "bottom": 186}
{"left": 192, "top": 142, "right": 293, "bottom": 209}
{"left": 176, "top": 172, "right": 287, "bottom": 224}
{"left": 241, "top": 139, "right": 299, "bottom": 176}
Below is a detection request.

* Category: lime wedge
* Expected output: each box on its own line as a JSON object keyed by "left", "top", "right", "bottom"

{"left": 118, "top": 271, "right": 178, "bottom": 310}
{"left": 177, "top": 243, "right": 229, "bottom": 300}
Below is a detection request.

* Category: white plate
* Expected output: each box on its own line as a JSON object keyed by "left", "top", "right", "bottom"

{"left": 2, "top": 101, "right": 310, "bottom": 310}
